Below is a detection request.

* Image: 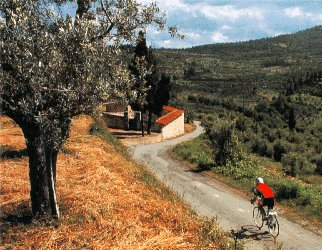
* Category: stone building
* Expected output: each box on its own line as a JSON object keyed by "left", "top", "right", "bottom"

{"left": 103, "top": 102, "right": 185, "bottom": 139}
{"left": 102, "top": 102, "right": 141, "bottom": 130}
{"left": 152, "top": 106, "right": 185, "bottom": 139}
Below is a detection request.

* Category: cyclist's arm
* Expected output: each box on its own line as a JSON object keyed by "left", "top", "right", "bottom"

{"left": 251, "top": 188, "right": 258, "bottom": 204}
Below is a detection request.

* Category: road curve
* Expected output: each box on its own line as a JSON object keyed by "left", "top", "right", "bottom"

{"left": 129, "top": 121, "right": 322, "bottom": 250}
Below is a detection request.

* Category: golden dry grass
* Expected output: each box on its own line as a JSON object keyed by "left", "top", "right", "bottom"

{"left": 0, "top": 115, "right": 227, "bottom": 249}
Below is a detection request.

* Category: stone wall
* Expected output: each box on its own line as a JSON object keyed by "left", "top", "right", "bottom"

{"left": 103, "top": 111, "right": 142, "bottom": 131}
{"left": 105, "top": 102, "right": 128, "bottom": 113}
{"left": 103, "top": 112, "right": 128, "bottom": 130}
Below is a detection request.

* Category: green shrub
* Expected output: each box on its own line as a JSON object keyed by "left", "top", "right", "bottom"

{"left": 271, "top": 180, "right": 300, "bottom": 200}
{"left": 273, "top": 140, "right": 290, "bottom": 161}
{"left": 214, "top": 156, "right": 258, "bottom": 182}
{"left": 299, "top": 158, "right": 316, "bottom": 175}
{"left": 173, "top": 137, "right": 213, "bottom": 166}
{"left": 281, "top": 152, "right": 299, "bottom": 177}
{"left": 252, "top": 138, "right": 270, "bottom": 157}
{"left": 282, "top": 153, "right": 316, "bottom": 177}
{"left": 255, "top": 100, "right": 269, "bottom": 113}
{"left": 266, "top": 131, "right": 277, "bottom": 143}
{"left": 286, "top": 133, "right": 301, "bottom": 144}
{"left": 266, "top": 144, "right": 273, "bottom": 158}
{"left": 235, "top": 116, "right": 251, "bottom": 132}
{"left": 311, "top": 154, "right": 322, "bottom": 175}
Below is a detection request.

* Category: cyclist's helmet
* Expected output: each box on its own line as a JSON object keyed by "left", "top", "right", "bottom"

{"left": 256, "top": 177, "right": 264, "bottom": 185}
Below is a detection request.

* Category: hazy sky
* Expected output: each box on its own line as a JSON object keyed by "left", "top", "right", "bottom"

{"left": 138, "top": 0, "right": 322, "bottom": 48}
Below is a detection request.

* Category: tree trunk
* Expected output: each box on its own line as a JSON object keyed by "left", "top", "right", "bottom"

{"left": 147, "top": 111, "right": 152, "bottom": 135}
{"left": 26, "top": 132, "right": 60, "bottom": 220}
{"left": 141, "top": 110, "right": 145, "bottom": 137}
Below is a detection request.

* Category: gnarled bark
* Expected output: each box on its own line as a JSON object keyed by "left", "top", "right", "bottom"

{"left": 24, "top": 128, "right": 60, "bottom": 219}
{"left": 16, "top": 124, "right": 60, "bottom": 219}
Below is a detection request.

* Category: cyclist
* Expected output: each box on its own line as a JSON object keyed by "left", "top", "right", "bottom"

{"left": 251, "top": 177, "right": 275, "bottom": 221}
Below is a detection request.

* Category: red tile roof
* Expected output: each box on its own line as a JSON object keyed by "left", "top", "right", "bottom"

{"left": 155, "top": 106, "right": 184, "bottom": 126}
{"left": 163, "top": 105, "right": 177, "bottom": 112}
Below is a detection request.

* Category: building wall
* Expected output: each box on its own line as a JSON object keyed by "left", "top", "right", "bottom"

{"left": 129, "top": 112, "right": 141, "bottom": 130}
{"left": 151, "top": 122, "right": 162, "bottom": 133}
{"left": 105, "top": 102, "right": 128, "bottom": 113}
{"left": 103, "top": 113, "right": 128, "bottom": 130}
{"left": 103, "top": 111, "right": 142, "bottom": 131}
{"left": 160, "top": 113, "right": 184, "bottom": 140}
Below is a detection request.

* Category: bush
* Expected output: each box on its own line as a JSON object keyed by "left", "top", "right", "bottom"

{"left": 281, "top": 152, "right": 299, "bottom": 177}
{"left": 235, "top": 117, "right": 250, "bottom": 132}
{"left": 282, "top": 153, "right": 316, "bottom": 177}
{"left": 286, "top": 133, "right": 301, "bottom": 144}
{"left": 266, "top": 144, "right": 273, "bottom": 158}
{"left": 255, "top": 100, "right": 269, "bottom": 113}
{"left": 212, "top": 122, "right": 246, "bottom": 166}
{"left": 299, "top": 158, "right": 316, "bottom": 175}
{"left": 214, "top": 156, "right": 258, "bottom": 181}
{"left": 173, "top": 137, "right": 213, "bottom": 166}
{"left": 311, "top": 154, "right": 322, "bottom": 175}
{"left": 252, "top": 138, "right": 270, "bottom": 157}
{"left": 271, "top": 180, "right": 300, "bottom": 200}
{"left": 266, "top": 130, "right": 278, "bottom": 143}
{"left": 273, "top": 140, "right": 290, "bottom": 161}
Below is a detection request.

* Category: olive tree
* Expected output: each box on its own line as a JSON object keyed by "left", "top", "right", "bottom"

{"left": 0, "top": 0, "right": 178, "bottom": 220}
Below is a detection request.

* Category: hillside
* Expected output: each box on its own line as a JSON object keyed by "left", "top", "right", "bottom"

{"left": 188, "top": 25, "right": 322, "bottom": 57}
{"left": 155, "top": 25, "right": 321, "bottom": 104}
{"left": 161, "top": 26, "right": 321, "bottom": 226}
{"left": 0, "top": 116, "right": 232, "bottom": 249}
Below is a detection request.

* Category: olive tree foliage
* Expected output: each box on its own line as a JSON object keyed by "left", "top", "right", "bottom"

{"left": 0, "top": 0, "right": 178, "bottom": 220}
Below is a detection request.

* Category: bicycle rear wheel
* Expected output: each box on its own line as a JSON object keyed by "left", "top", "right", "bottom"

{"left": 268, "top": 216, "right": 279, "bottom": 238}
{"left": 253, "top": 207, "right": 264, "bottom": 229}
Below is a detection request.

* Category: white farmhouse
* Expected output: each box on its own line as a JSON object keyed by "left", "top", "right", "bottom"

{"left": 152, "top": 106, "right": 185, "bottom": 140}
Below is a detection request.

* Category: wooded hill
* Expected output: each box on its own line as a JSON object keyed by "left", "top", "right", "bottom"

{"left": 155, "top": 25, "right": 322, "bottom": 98}
{"left": 161, "top": 26, "right": 322, "bottom": 221}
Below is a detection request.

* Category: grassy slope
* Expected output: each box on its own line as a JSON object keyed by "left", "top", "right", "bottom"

{"left": 0, "top": 115, "right": 236, "bottom": 249}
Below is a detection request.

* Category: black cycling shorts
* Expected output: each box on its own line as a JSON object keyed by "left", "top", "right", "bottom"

{"left": 263, "top": 197, "right": 275, "bottom": 210}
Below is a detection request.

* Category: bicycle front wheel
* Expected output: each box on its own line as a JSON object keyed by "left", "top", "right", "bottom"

{"left": 253, "top": 207, "right": 264, "bottom": 229}
{"left": 268, "top": 217, "right": 279, "bottom": 238}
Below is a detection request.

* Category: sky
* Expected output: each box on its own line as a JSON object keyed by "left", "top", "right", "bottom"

{"left": 137, "top": 0, "right": 322, "bottom": 48}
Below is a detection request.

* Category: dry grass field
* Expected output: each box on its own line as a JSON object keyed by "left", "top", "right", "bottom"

{"left": 0, "top": 115, "right": 231, "bottom": 249}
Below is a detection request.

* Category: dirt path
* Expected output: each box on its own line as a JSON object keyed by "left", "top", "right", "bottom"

{"left": 129, "top": 121, "right": 322, "bottom": 250}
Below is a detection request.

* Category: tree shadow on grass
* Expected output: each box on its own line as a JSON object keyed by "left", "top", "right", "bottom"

{"left": 0, "top": 146, "right": 28, "bottom": 159}
{"left": 0, "top": 202, "right": 60, "bottom": 237}
{"left": 0, "top": 203, "right": 33, "bottom": 233}
{"left": 111, "top": 131, "right": 141, "bottom": 137}
{"left": 186, "top": 163, "right": 214, "bottom": 173}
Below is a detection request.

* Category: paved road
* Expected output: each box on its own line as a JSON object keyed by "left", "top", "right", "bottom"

{"left": 129, "top": 122, "right": 322, "bottom": 250}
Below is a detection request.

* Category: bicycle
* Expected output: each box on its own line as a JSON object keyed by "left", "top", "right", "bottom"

{"left": 252, "top": 198, "right": 279, "bottom": 238}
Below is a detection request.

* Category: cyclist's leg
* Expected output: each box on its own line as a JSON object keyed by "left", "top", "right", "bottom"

{"left": 266, "top": 198, "right": 275, "bottom": 226}
{"left": 259, "top": 204, "right": 266, "bottom": 218}
{"left": 267, "top": 198, "right": 274, "bottom": 211}
{"left": 262, "top": 198, "right": 270, "bottom": 219}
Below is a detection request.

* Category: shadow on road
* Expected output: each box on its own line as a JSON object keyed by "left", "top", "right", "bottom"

{"left": 231, "top": 225, "right": 278, "bottom": 242}
{"left": 186, "top": 163, "right": 214, "bottom": 173}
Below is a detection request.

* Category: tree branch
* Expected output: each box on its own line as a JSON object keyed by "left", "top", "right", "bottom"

{"left": 75, "top": 0, "right": 91, "bottom": 20}
{"left": 90, "top": 0, "right": 114, "bottom": 42}
{"left": 2, "top": 62, "right": 27, "bottom": 84}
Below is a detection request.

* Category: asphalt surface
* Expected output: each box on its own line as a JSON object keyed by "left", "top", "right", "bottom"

{"left": 129, "top": 121, "right": 322, "bottom": 250}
